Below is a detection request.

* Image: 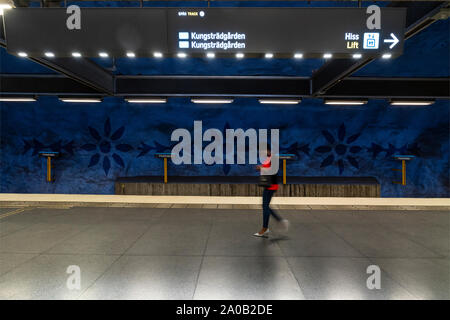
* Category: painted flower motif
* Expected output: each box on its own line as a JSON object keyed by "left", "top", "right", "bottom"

{"left": 367, "top": 142, "right": 420, "bottom": 159}
{"left": 137, "top": 140, "right": 175, "bottom": 157}
{"left": 280, "top": 142, "right": 310, "bottom": 158}
{"left": 81, "top": 118, "right": 133, "bottom": 175}
{"left": 314, "top": 123, "right": 362, "bottom": 174}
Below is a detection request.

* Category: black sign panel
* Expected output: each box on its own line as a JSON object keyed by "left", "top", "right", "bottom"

{"left": 3, "top": 7, "right": 406, "bottom": 58}
{"left": 168, "top": 8, "right": 405, "bottom": 56}
{"left": 3, "top": 8, "right": 168, "bottom": 56}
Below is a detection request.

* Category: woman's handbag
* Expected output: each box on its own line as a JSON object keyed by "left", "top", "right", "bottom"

{"left": 258, "top": 174, "right": 277, "bottom": 188}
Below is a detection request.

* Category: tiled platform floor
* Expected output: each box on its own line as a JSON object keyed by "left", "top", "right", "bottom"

{"left": 0, "top": 207, "right": 448, "bottom": 300}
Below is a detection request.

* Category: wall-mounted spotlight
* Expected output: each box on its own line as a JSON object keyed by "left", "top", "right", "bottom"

{"left": 323, "top": 53, "right": 333, "bottom": 59}
{"left": 154, "top": 52, "right": 163, "bottom": 58}
{"left": 259, "top": 99, "right": 301, "bottom": 105}
{"left": 191, "top": 98, "right": 234, "bottom": 104}
{"left": 44, "top": 52, "right": 55, "bottom": 58}
{"left": 382, "top": 53, "right": 392, "bottom": 59}
{"left": 99, "top": 52, "right": 109, "bottom": 58}
{"left": 72, "top": 52, "right": 82, "bottom": 58}
{"left": 236, "top": 53, "right": 244, "bottom": 59}
{"left": 59, "top": 97, "right": 102, "bottom": 103}
{"left": 390, "top": 99, "right": 435, "bottom": 106}
{"left": 125, "top": 98, "right": 167, "bottom": 104}
{"left": 206, "top": 52, "right": 215, "bottom": 59}
{"left": 353, "top": 53, "right": 362, "bottom": 59}
{"left": 324, "top": 99, "right": 368, "bottom": 105}
{"left": 265, "top": 53, "right": 274, "bottom": 59}
{"left": 126, "top": 52, "right": 136, "bottom": 58}
{"left": 0, "top": 96, "right": 36, "bottom": 102}
{"left": 18, "top": 52, "right": 27, "bottom": 57}
{"left": 294, "top": 53, "right": 303, "bottom": 59}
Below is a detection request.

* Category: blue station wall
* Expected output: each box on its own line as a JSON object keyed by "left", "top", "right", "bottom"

{"left": 0, "top": 2, "right": 449, "bottom": 197}
{"left": 0, "top": 97, "right": 449, "bottom": 197}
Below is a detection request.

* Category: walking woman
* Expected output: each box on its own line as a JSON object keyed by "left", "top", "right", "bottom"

{"left": 254, "top": 148, "right": 289, "bottom": 237}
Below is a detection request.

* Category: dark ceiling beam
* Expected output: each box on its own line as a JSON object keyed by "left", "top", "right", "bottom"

{"left": 0, "top": 74, "right": 103, "bottom": 95}
{"left": 116, "top": 76, "right": 311, "bottom": 97}
{"left": 0, "top": 36, "right": 114, "bottom": 95}
{"left": 26, "top": 57, "right": 115, "bottom": 95}
{"left": 310, "top": 1, "right": 449, "bottom": 96}
{"left": 323, "top": 77, "right": 450, "bottom": 99}
{"left": 2, "top": 75, "right": 449, "bottom": 99}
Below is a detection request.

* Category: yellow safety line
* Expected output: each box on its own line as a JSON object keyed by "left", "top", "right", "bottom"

{"left": 0, "top": 208, "right": 26, "bottom": 220}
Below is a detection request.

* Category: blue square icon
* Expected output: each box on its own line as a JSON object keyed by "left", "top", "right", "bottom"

{"left": 363, "top": 33, "right": 379, "bottom": 49}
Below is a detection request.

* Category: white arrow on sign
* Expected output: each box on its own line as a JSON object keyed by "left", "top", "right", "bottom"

{"left": 384, "top": 33, "right": 399, "bottom": 49}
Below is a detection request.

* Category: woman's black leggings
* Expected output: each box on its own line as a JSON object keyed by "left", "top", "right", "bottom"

{"left": 262, "top": 188, "right": 281, "bottom": 228}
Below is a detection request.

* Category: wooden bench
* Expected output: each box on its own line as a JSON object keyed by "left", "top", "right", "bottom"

{"left": 115, "top": 176, "right": 380, "bottom": 197}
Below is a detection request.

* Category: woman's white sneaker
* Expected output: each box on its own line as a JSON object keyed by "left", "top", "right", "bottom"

{"left": 253, "top": 229, "right": 270, "bottom": 238}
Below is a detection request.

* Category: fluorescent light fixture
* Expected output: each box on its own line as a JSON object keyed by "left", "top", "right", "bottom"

{"left": 382, "top": 53, "right": 392, "bottom": 59}
{"left": 59, "top": 97, "right": 102, "bottom": 103}
{"left": 323, "top": 53, "right": 333, "bottom": 59}
{"left": 236, "top": 53, "right": 244, "bottom": 59}
{"left": 0, "top": 97, "right": 36, "bottom": 102}
{"left": 18, "top": 52, "right": 27, "bottom": 57}
{"left": 353, "top": 53, "right": 362, "bottom": 59}
{"left": 126, "top": 52, "right": 135, "bottom": 58}
{"left": 191, "top": 98, "right": 234, "bottom": 104}
{"left": 99, "top": 52, "right": 108, "bottom": 58}
{"left": 125, "top": 98, "right": 167, "bottom": 104}
{"left": 72, "top": 52, "right": 82, "bottom": 58}
{"left": 259, "top": 99, "right": 301, "bottom": 105}
{"left": 177, "top": 52, "right": 187, "bottom": 58}
{"left": 154, "top": 52, "right": 163, "bottom": 58}
{"left": 265, "top": 53, "right": 274, "bottom": 59}
{"left": 44, "top": 52, "right": 55, "bottom": 58}
{"left": 206, "top": 52, "right": 215, "bottom": 58}
{"left": 0, "top": 4, "right": 12, "bottom": 15}
{"left": 294, "top": 53, "right": 303, "bottom": 59}
{"left": 324, "top": 99, "right": 368, "bottom": 105}
{"left": 390, "top": 100, "right": 435, "bottom": 106}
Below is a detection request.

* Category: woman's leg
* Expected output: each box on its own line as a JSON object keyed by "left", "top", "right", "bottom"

{"left": 262, "top": 188, "right": 271, "bottom": 228}
{"left": 267, "top": 190, "right": 282, "bottom": 222}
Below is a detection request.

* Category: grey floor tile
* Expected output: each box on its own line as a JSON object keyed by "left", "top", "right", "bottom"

{"left": 0, "top": 253, "right": 38, "bottom": 276}
{"left": 381, "top": 223, "right": 449, "bottom": 257}
{"left": 0, "top": 221, "right": 36, "bottom": 238}
{"left": 287, "top": 257, "right": 416, "bottom": 300}
{"left": 159, "top": 208, "right": 215, "bottom": 224}
{"left": 372, "top": 258, "right": 450, "bottom": 300}
{"left": 328, "top": 224, "right": 441, "bottom": 258}
{"left": 311, "top": 211, "right": 381, "bottom": 225}
{"left": 0, "top": 208, "right": 65, "bottom": 224}
{"left": 193, "top": 256, "right": 304, "bottom": 300}
{"left": 0, "top": 254, "right": 118, "bottom": 299}
{"left": 126, "top": 222, "right": 211, "bottom": 256}
{"left": 80, "top": 255, "right": 202, "bottom": 300}
{"left": 48, "top": 222, "right": 150, "bottom": 255}
{"left": 95, "top": 207, "right": 166, "bottom": 221}
{"left": 0, "top": 223, "right": 89, "bottom": 253}
{"left": 278, "top": 212, "right": 322, "bottom": 224}
{"left": 278, "top": 223, "right": 364, "bottom": 257}
{"left": 205, "top": 221, "right": 283, "bottom": 256}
